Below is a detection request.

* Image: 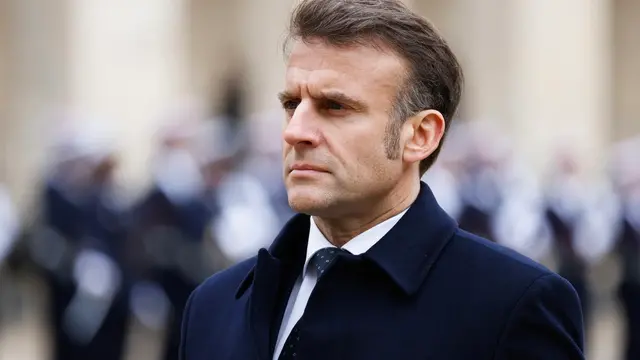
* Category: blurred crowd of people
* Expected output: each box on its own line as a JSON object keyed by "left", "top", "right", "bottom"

{"left": 0, "top": 107, "right": 639, "bottom": 359}
{"left": 0, "top": 102, "right": 293, "bottom": 360}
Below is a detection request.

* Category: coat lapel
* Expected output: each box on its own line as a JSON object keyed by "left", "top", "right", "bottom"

{"left": 248, "top": 248, "right": 282, "bottom": 360}
{"left": 242, "top": 215, "right": 309, "bottom": 360}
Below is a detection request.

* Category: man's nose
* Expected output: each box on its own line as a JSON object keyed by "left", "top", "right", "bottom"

{"left": 283, "top": 103, "right": 321, "bottom": 148}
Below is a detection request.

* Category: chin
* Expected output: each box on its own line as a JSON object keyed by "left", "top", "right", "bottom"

{"left": 286, "top": 186, "right": 332, "bottom": 215}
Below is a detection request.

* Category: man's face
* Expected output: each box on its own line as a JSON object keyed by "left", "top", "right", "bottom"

{"left": 280, "top": 39, "right": 407, "bottom": 217}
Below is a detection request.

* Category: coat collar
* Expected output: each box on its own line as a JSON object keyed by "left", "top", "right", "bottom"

{"left": 362, "top": 181, "right": 458, "bottom": 294}
{"left": 235, "top": 181, "right": 458, "bottom": 298}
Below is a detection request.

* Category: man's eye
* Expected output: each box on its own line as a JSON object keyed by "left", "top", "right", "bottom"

{"left": 326, "top": 101, "right": 344, "bottom": 111}
{"left": 282, "top": 100, "right": 300, "bottom": 110}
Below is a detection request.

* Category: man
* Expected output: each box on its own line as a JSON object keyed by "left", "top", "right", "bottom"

{"left": 544, "top": 149, "right": 617, "bottom": 334}
{"left": 130, "top": 118, "right": 229, "bottom": 360}
{"left": 180, "top": 1, "right": 585, "bottom": 359}
{"left": 455, "top": 124, "right": 505, "bottom": 242}
{"left": 31, "top": 120, "right": 130, "bottom": 360}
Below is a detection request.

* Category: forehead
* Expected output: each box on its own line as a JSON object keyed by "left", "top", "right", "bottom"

{"left": 285, "top": 39, "right": 406, "bottom": 100}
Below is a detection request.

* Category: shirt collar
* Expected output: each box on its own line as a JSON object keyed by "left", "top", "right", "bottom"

{"left": 303, "top": 209, "right": 408, "bottom": 277}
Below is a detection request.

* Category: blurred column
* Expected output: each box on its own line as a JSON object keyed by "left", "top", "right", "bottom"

{"left": 507, "top": 0, "right": 613, "bottom": 176}
{"left": 613, "top": 0, "right": 640, "bottom": 139}
{"left": 416, "top": 0, "right": 513, "bottom": 126}
{"left": 67, "top": 0, "right": 190, "bottom": 193}
{"left": 0, "top": 0, "right": 8, "bottom": 181}
{"left": 236, "top": 0, "right": 295, "bottom": 114}
{"left": 1, "top": 0, "right": 69, "bottom": 213}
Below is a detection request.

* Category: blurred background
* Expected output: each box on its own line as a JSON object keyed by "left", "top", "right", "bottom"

{"left": 0, "top": 0, "right": 639, "bottom": 359}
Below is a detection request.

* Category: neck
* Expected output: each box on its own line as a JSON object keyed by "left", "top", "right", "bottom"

{"left": 313, "top": 178, "right": 420, "bottom": 247}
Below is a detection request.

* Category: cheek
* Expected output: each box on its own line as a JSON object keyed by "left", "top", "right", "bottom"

{"left": 349, "top": 136, "right": 396, "bottom": 179}
{"left": 325, "top": 119, "right": 394, "bottom": 178}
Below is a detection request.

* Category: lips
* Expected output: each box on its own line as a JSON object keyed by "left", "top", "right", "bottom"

{"left": 289, "top": 163, "right": 328, "bottom": 173}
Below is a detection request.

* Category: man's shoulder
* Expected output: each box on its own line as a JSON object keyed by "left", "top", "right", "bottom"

{"left": 446, "top": 230, "right": 584, "bottom": 357}
{"left": 433, "top": 228, "right": 580, "bottom": 333}
{"left": 445, "top": 228, "right": 563, "bottom": 287}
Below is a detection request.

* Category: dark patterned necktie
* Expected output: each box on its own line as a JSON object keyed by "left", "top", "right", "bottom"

{"left": 308, "top": 247, "right": 345, "bottom": 277}
{"left": 278, "top": 247, "right": 347, "bottom": 359}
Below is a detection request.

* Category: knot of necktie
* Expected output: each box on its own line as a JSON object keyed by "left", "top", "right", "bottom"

{"left": 308, "top": 247, "right": 349, "bottom": 278}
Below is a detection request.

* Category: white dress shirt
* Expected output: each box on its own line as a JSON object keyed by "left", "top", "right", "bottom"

{"left": 272, "top": 210, "right": 408, "bottom": 359}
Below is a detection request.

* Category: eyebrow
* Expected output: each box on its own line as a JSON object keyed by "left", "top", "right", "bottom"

{"left": 277, "top": 91, "right": 295, "bottom": 104}
{"left": 320, "top": 90, "right": 367, "bottom": 111}
{"left": 277, "top": 90, "right": 367, "bottom": 111}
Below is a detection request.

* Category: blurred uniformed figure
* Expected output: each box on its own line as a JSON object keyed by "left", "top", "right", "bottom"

{"left": 544, "top": 150, "right": 618, "bottom": 331}
{"left": 611, "top": 138, "right": 640, "bottom": 360}
{"left": 492, "top": 154, "right": 552, "bottom": 262}
{"left": 201, "top": 118, "right": 281, "bottom": 265}
{"left": 129, "top": 117, "right": 230, "bottom": 360}
{"left": 455, "top": 124, "right": 506, "bottom": 241}
{"left": 545, "top": 153, "right": 589, "bottom": 319}
{"left": 243, "top": 109, "right": 295, "bottom": 228}
{"left": 28, "top": 119, "right": 131, "bottom": 360}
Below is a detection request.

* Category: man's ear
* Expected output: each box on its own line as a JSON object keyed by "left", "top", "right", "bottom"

{"left": 402, "top": 109, "right": 445, "bottom": 165}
